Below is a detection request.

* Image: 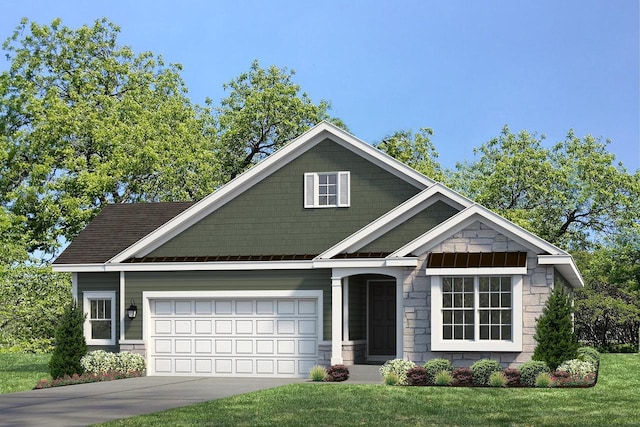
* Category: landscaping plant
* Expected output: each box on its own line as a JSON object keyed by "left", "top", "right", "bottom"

{"left": 534, "top": 372, "right": 554, "bottom": 388}
{"left": 406, "top": 366, "right": 428, "bottom": 386}
{"left": 502, "top": 368, "right": 521, "bottom": 387}
{"left": 519, "top": 360, "right": 550, "bottom": 386}
{"left": 325, "top": 364, "right": 349, "bottom": 382}
{"left": 308, "top": 365, "right": 327, "bottom": 382}
{"left": 422, "top": 358, "right": 453, "bottom": 385}
{"left": 379, "top": 359, "right": 416, "bottom": 385}
{"left": 451, "top": 367, "right": 473, "bottom": 386}
{"left": 434, "top": 370, "right": 453, "bottom": 386}
{"left": 470, "top": 359, "right": 502, "bottom": 386}
{"left": 81, "top": 350, "right": 146, "bottom": 374}
{"left": 48, "top": 302, "right": 87, "bottom": 379}
{"left": 488, "top": 371, "right": 508, "bottom": 387}
{"left": 533, "top": 285, "right": 579, "bottom": 370}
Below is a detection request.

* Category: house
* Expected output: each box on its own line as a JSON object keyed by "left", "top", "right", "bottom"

{"left": 52, "top": 122, "right": 584, "bottom": 378}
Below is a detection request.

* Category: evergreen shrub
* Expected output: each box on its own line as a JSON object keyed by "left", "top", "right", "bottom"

{"left": 470, "top": 359, "right": 502, "bottom": 386}
{"left": 520, "top": 360, "right": 550, "bottom": 386}
{"left": 48, "top": 303, "right": 87, "bottom": 379}
{"left": 423, "top": 358, "right": 453, "bottom": 385}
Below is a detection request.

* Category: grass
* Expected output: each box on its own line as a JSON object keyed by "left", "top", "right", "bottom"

{"left": 99, "top": 353, "right": 640, "bottom": 426}
{"left": 0, "top": 353, "right": 51, "bottom": 393}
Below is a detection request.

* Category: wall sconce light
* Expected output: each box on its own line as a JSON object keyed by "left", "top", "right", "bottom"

{"left": 127, "top": 299, "right": 138, "bottom": 320}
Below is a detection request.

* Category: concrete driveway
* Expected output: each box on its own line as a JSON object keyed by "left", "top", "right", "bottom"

{"left": 0, "top": 376, "right": 303, "bottom": 427}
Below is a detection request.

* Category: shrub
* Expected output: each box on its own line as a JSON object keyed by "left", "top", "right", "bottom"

{"left": 309, "top": 365, "right": 327, "bottom": 382}
{"left": 552, "top": 370, "right": 596, "bottom": 387}
{"left": 383, "top": 371, "right": 399, "bottom": 386}
{"left": 379, "top": 359, "right": 416, "bottom": 385}
{"left": 34, "top": 370, "right": 142, "bottom": 389}
{"left": 81, "top": 351, "right": 146, "bottom": 374}
{"left": 488, "top": 371, "right": 508, "bottom": 387}
{"left": 533, "top": 286, "right": 579, "bottom": 371}
{"left": 423, "top": 358, "right": 453, "bottom": 385}
{"left": 406, "top": 366, "right": 428, "bottom": 386}
{"left": 520, "top": 360, "right": 550, "bottom": 386}
{"left": 451, "top": 367, "right": 473, "bottom": 387}
{"left": 325, "top": 364, "right": 349, "bottom": 382}
{"left": 470, "top": 359, "right": 502, "bottom": 386}
{"left": 535, "top": 372, "right": 554, "bottom": 387}
{"left": 503, "top": 368, "right": 521, "bottom": 387}
{"left": 434, "top": 370, "right": 453, "bottom": 386}
{"left": 48, "top": 302, "right": 87, "bottom": 380}
{"left": 577, "top": 346, "right": 600, "bottom": 367}
{"left": 557, "top": 359, "right": 596, "bottom": 377}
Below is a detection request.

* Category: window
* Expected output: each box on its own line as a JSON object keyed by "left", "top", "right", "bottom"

{"left": 431, "top": 275, "right": 522, "bottom": 352}
{"left": 304, "top": 172, "right": 350, "bottom": 208}
{"left": 83, "top": 291, "right": 116, "bottom": 345}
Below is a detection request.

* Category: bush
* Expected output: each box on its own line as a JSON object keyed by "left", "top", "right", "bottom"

{"left": 325, "top": 364, "right": 349, "bottom": 382}
{"left": 470, "top": 359, "right": 502, "bottom": 386}
{"left": 557, "top": 359, "right": 596, "bottom": 377}
{"left": 535, "top": 372, "right": 554, "bottom": 388}
{"left": 577, "top": 346, "right": 600, "bottom": 367}
{"left": 503, "top": 368, "right": 521, "bottom": 387}
{"left": 48, "top": 302, "right": 87, "bottom": 379}
{"left": 423, "top": 358, "right": 453, "bottom": 385}
{"left": 488, "top": 371, "right": 508, "bottom": 387}
{"left": 309, "top": 365, "right": 327, "bottom": 382}
{"left": 81, "top": 350, "right": 146, "bottom": 374}
{"left": 533, "top": 286, "right": 579, "bottom": 371}
{"left": 434, "top": 370, "right": 453, "bottom": 386}
{"left": 406, "top": 366, "right": 428, "bottom": 386}
{"left": 451, "top": 367, "right": 473, "bottom": 387}
{"left": 520, "top": 360, "right": 550, "bottom": 386}
{"left": 379, "top": 359, "right": 416, "bottom": 385}
{"left": 383, "top": 371, "right": 399, "bottom": 386}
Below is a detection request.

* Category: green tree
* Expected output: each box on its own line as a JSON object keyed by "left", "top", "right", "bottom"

{"left": 533, "top": 285, "right": 580, "bottom": 370}
{"left": 375, "top": 128, "right": 445, "bottom": 182}
{"left": 48, "top": 302, "right": 87, "bottom": 379}
{"left": 452, "top": 126, "right": 639, "bottom": 250}
{"left": 213, "top": 60, "right": 345, "bottom": 181}
{"left": 0, "top": 18, "right": 219, "bottom": 256}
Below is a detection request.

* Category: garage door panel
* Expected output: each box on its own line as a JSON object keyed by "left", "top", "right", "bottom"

{"left": 149, "top": 297, "right": 319, "bottom": 377}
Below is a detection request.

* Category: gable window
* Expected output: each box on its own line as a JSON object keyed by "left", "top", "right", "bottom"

{"left": 431, "top": 275, "right": 522, "bottom": 352}
{"left": 304, "top": 172, "right": 350, "bottom": 208}
{"left": 83, "top": 291, "right": 116, "bottom": 345}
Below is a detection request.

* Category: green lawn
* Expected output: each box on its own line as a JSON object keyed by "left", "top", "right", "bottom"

{"left": 100, "top": 353, "right": 640, "bottom": 427}
{"left": 0, "top": 353, "right": 51, "bottom": 393}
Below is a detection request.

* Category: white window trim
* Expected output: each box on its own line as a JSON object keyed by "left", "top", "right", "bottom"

{"left": 83, "top": 291, "right": 116, "bottom": 346}
{"left": 430, "top": 274, "right": 522, "bottom": 352}
{"left": 304, "top": 171, "right": 350, "bottom": 208}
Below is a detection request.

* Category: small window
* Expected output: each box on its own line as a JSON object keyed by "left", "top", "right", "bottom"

{"left": 304, "top": 172, "right": 350, "bottom": 208}
{"left": 83, "top": 291, "right": 116, "bottom": 345}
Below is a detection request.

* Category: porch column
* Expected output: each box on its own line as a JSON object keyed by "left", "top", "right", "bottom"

{"left": 331, "top": 276, "right": 343, "bottom": 365}
{"left": 396, "top": 278, "right": 404, "bottom": 359}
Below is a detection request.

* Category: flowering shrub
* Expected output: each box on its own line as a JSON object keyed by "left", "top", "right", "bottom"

{"left": 451, "top": 367, "right": 473, "bottom": 387}
{"left": 379, "top": 359, "right": 416, "bottom": 385}
{"left": 325, "top": 364, "right": 349, "bottom": 382}
{"left": 34, "top": 370, "right": 142, "bottom": 389}
{"left": 406, "top": 366, "right": 428, "bottom": 386}
{"left": 81, "top": 350, "right": 145, "bottom": 374}
{"left": 557, "top": 359, "right": 596, "bottom": 377}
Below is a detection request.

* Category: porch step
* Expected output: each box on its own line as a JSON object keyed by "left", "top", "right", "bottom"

{"left": 346, "top": 364, "right": 383, "bottom": 384}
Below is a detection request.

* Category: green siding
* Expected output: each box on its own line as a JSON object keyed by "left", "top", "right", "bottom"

{"left": 149, "top": 138, "right": 421, "bottom": 257}
{"left": 77, "top": 272, "right": 120, "bottom": 352}
{"left": 123, "top": 269, "right": 332, "bottom": 340}
{"left": 360, "top": 200, "right": 460, "bottom": 253}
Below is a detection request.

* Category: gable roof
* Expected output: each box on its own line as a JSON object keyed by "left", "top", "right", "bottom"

{"left": 108, "top": 121, "right": 435, "bottom": 263}
{"left": 53, "top": 202, "right": 195, "bottom": 264}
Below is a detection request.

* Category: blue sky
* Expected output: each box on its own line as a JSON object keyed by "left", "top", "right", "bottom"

{"left": 2, "top": 0, "right": 638, "bottom": 171}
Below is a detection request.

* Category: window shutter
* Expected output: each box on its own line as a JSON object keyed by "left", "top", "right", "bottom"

{"left": 338, "top": 171, "right": 350, "bottom": 207}
{"left": 304, "top": 173, "right": 316, "bottom": 208}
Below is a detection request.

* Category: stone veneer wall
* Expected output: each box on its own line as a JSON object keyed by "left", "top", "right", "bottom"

{"left": 401, "top": 221, "right": 554, "bottom": 368}
{"left": 119, "top": 343, "right": 146, "bottom": 356}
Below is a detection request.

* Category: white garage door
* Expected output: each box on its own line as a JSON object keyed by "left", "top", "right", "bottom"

{"left": 148, "top": 297, "right": 319, "bottom": 377}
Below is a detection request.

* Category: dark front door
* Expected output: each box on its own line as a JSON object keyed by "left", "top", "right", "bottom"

{"left": 368, "top": 280, "right": 396, "bottom": 357}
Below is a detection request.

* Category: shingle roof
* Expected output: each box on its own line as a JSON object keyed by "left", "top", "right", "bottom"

{"left": 53, "top": 202, "right": 195, "bottom": 264}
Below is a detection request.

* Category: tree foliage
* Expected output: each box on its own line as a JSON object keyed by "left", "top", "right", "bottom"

{"left": 452, "top": 126, "right": 639, "bottom": 250}
{"left": 213, "top": 60, "right": 345, "bottom": 181}
{"left": 533, "top": 286, "right": 580, "bottom": 370}
{"left": 48, "top": 302, "right": 87, "bottom": 379}
{"left": 375, "top": 128, "right": 445, "bottom": 182}
{"left": 0, "top": 18, "right": 218, "bottom": 256}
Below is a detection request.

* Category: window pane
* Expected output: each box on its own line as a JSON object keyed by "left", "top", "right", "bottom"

{"left": 91, "top": 300, "right": 98, "bottom": 319}
{"left": 479, "top": 293, "right": 489, "bottom": 307}
{"left": 443, "top": 325, "right": 452, "bottom": 340}
{"left": 328, "top": 174, "right": 337, "bottom": 184}
{"left": 502, "top": 326, "right": 512, "bottom": 340}
{"left": 501, "top": 277, "right": 511, "bottom": 291}
{"left": 491, "top": 310, "right": 500, "bottom": 324}
{"left": 443, "top": 310, "right": 452, "bottom": 324}
{"left": 463, "top": 278, "right": 474, "bottom": 292}
{"left": 442, "top": 294, "right": 452, "bottom": 308}
{"left": 91, "top": 320, "right": 111, "bottom": 340}
{"left": 479, "top": 310, "right": 489, "bottom": 324}
{"left": 328, "top": 195, "right": 337, "bottom": 205}
{"left": 464, "top": 293, "right": 474, "bottom": 308}
{"left": 442, "top": 278, "right": 452, "bottom": 292}
{"left": 97, "top": 300, "right": 104, "bottom": 319}
{"left": 464, "top": 310, "right": 474, "bottom": 324}
{"left": 491, "top": 325, "right": 500, "bottom": 339}
{"left": 454, "top": 325, "right": 463, "bottom": 339}
{"left": 104, "top": 300, "right": 111, "bottom": 319}
{"left": 465, "top": 325, "right": 474, "bottom": 339}
{"left": 490, "top": 277, "right": 500, "bottom": 291}
{"left": 480, "top": 325, "right": 489, "bottom": 340}
{"left": 491, "top": 293, "right": 500, "bottom": 307}
{"left": 453, "top": 294, "right": 462, "bottom": 307}
{"left": 502, "top": 310, "right": 512, "bottom": 325}
{"left": 501, "top": 293, "right": 511, "bottom": 308}
{"left": 454, "top": 311, "right": 463, "bottom": 323}
{"left": 453, "top": 278, "right": 463, "bottom": 292}
{"left": 479, "top": 277, "right": 489, "bottom": 292}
